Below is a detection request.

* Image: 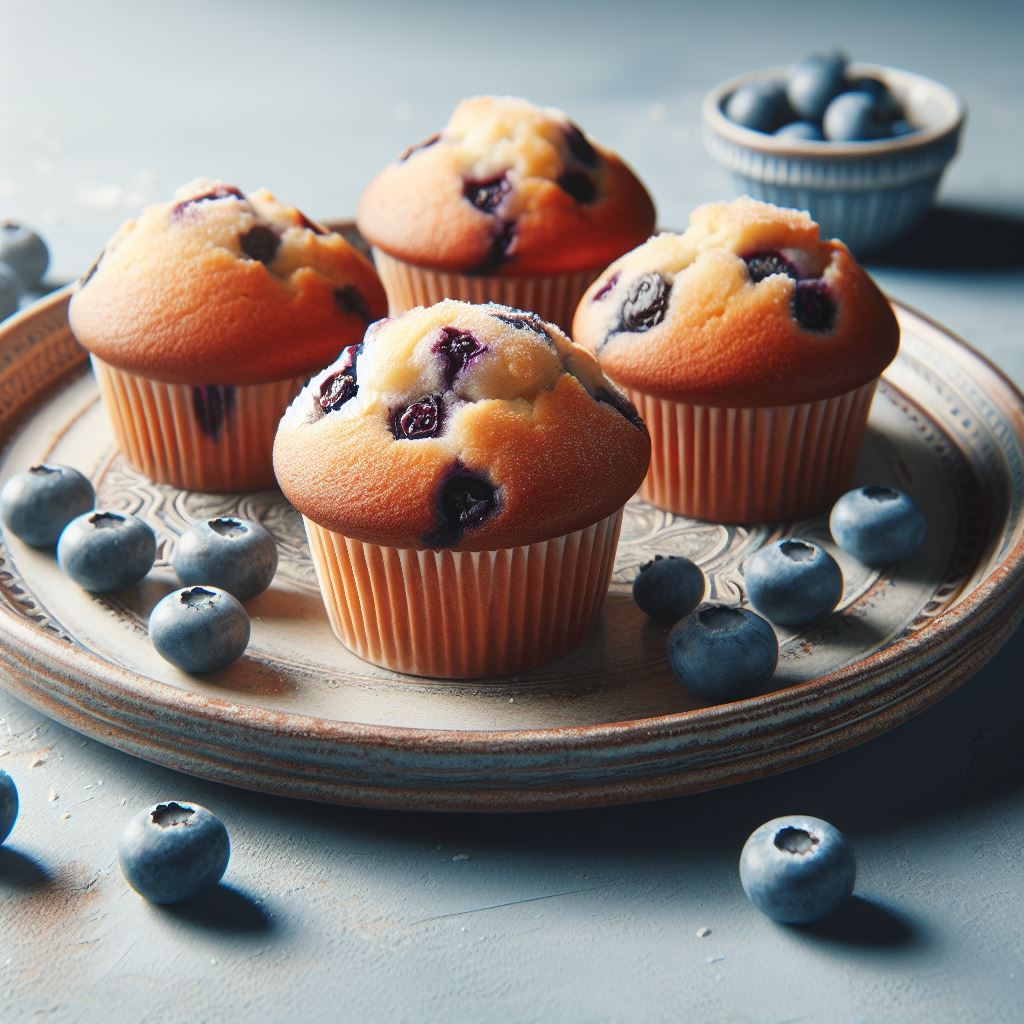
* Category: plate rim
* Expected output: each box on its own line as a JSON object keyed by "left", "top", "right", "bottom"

{"left": 0, "top": 289, "right": 1023, "bottom": 810}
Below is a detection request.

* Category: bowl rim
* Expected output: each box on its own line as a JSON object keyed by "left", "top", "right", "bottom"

{"left": 702, "top": 61, "right": 967, "bottom": 158}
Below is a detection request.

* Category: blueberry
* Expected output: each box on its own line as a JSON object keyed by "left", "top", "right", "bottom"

{"left": 667, "top": 604, "right": 778, "bottom": 700}
{"left": 239, "top": 224, "right": 280, "bottom": 264}
{"left": 392, "top": 395, "right": 443, "bottom": 440}
{"left": 423, "top": 466, "right": 499, "bottom": 549}
{"left": 1, "top": 463, "right": 95, "bottom": 548}
{"left": 744, "top": 539, "right": 843, "bottom": 627}
{"left": 149, "top": 586, "right": 251, "bottom": 673}
{"left": 786, "top": 53, "right": 847, "bottom": 121}
{"left": 172, "top": 517, "right": 278, "bottom": 602}
{"left": 619, "top": 274, "right": 671, "bottom": 333}
{"left": 740, "top": 815, "right": 856, "bottom": 924}
{"left": 563, "top": 122, "right": 600, "bottom": 168}
{"left": 557, "top": 171, "right": 596, "bottom": 204}
{"left": 633, "top": 555, "right": 705, "bottom": 623}
{"left": 774, "top": 120, "right": 826, "bottom": 141}
{"left": 432, "top": 327, "right": 487, "bottom": 386}
{"left": 57, "top": 511, "right": 156, "bottom": 592}
{"left": 592, "top": 272, "right": 620, "bottom": 302}
{"left": 823, "top": 91, "right": 889, "bottom": 142}
{"left": 463, "top": 174, "right": 511, "bottom": 213}
{"left": 0, "top": 262, "right": 22, "bottom": 320}
{"left": 0, "top": 222, "right": 49, "bottom": 290}
{"left": 791, "top": 280, "right": 835, "bottom": 332}
{"left": 333, "top": 285, "right": 371, "bottom": 322}
{"left": 172, "top": 184, "right": 245, "bottom": 217}
{"left": 744, "top": 251, "right": 799, "bottom": 283}
{"left": 829, "top": 485, "right": 927, "bottom": 567}
{"left": 318, "top": 347, "right": 363, "bottom": 414}
{"left": 725, "top": 81, "right": 791, "bottom": 133}
{"left": 118, "top": 801, "right": 230, "bottom": 904}
{"left": 848, "top": 76, "right": 901, "bottom": 121}
{"left": 0, "top": 769, "right": 18, "bottom": 845}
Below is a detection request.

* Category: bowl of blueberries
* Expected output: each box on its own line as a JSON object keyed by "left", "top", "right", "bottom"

{"left": 702, "top": 53, "right": 965, "bottom": 254}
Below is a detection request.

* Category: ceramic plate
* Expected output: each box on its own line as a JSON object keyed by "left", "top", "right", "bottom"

{"left": 0, "top": 287, "right": 1021, "bottom": 811}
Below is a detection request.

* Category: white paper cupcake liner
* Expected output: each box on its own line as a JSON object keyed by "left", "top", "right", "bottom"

{"left": 92, "top": 356, "right": 306, "bottom": 492}
{"left": 624, "top": 380, "right": 878, "bottom": 522}
{"left": 304, "top": 508, "right": 624, "bottom": 679}
{"left": 371, "top": 248, "right": 603, "bottom": 332}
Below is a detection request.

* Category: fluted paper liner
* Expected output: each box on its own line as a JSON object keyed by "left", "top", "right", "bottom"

{"left": 625, "top": 381, "right": 878, "bottom": 522}
{"left": 304, "top": 508, "right": 624, "bottom": 679}
{"left": 92, "top": 357, "right": 306, "bottom": 493}
{"left": 372, "top": 248, "right": 602, "bottom": 332}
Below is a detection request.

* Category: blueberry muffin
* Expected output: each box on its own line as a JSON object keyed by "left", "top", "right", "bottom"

{"left": 69, "top": 178, "right": 387, "bottom": 492}
{"left": 572, "top": 197, "right": 899, "bottom": 522}
{"left": 274, "top": 299, "right": 650, "bottom": 678}
{"left": 357, "top": 96, "right": 656, "bottom": 331}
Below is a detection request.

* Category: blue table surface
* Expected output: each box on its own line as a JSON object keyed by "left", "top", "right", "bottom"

{"left": 1, "top": 1, "right": 1022, "bottom": 1021}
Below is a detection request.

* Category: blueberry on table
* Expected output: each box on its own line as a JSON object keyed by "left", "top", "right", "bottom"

{"left": 118, "top": 801, "right": 230, "bottom": 904}
{"left": 1, "top": 463, "right": 95, "bottom": 548}
{"left": 172, "top": 516, "right": 278, "bottom": 602}
{"left": 724, "top": 81, "right": 791, "bottom": 133}
{"left": 667, "top": 604, "right": 778, "bottom": 701}
{"left": 57, "top": 510, "right": 156, "bottom": 591}
{"left": 786, "top": 53, "right": 847, "bottom": 121}
{"left": 823, "top": 91, "right": 890, "bottom": 141}
{"left": 0, "top": 262, "right": 22, "bottom": 320}
{"left": 0, "top": 769, "right": 18, "bottom": 845}
{"left": 829, "top": 485, "right": 927, "bottom": 566}
{"left": 743, "top": 539, "right": 843, "bottom": 627}
{"left": 633, "top": 555, "right": 705, "bottom": 623}
{"left": 774, "top": 120, "right": 826, "bottom": 141}
{"left": 0, "top": 221, "right": 49, "bottom": 290}
{"left": 149, "top": 586, "right": 250, "bottom": 673}
{"left": 740, "top": 815, "right": 856, "bottom": 924}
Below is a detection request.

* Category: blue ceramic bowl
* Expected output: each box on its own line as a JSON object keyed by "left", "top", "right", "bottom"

{"left": 702, "top": 63, "right": 965, "bottom": 255}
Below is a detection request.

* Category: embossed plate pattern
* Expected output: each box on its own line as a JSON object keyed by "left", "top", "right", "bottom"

{"left": 0, "top": 288, "right": 1021, "bottom": 811}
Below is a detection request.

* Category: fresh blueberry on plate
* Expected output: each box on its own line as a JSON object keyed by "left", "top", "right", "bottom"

{"left": 0, "top": 769, "right": 18, "bottom": 845}
{"left": 57, "top": 510, "right": 156, "bottom": 591}
{"left": 774, "top": 120, "right": 826, "bottom": 141}
{"left": 633, "top": 555, "right": 705, "bottom": 623}
{"left": 668, "top": 604, "right": 778, "bottom": 700}
{"left": 829, "top": 485, "right": 927, "bottom": 566}
{"left": 823, "top": 91, "right": 889, "bottom": 141}
{"left": 0, "top": 222, "right": 49, "bottom": 291}
{"left": 0, "top": 262, "right": 22, "bottom": 320}
{"left": 1, "top": 463, "right": 95, "bottom": 548}
{"left": 743, "top": 539, "right": 843, "bottom": 626}
{"left": 740, "top": 814, "right": 856, "bottom": 924}
{"left": 149, "top": 586, "right": 250, "bottom": 674}
{"left": 724, "top": 81, "right": 791, "bottom": 133}
{"left": 786, "top": 53, "right": 847, "bottom": 121}
{"left": 118, "top": 800, "right": 230, "bottom": 904}
{"left": 172, "top": 516, "right": 278, "bottom": 602}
